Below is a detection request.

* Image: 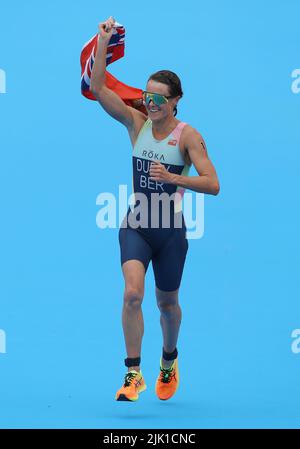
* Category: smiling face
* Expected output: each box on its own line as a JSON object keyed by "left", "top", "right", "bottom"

{"left": 144, "top": 79, "right": 180, "bottom": 121}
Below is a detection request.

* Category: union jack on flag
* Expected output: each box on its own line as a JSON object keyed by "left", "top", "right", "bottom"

{"left": 80, "top": 22, "right": 125, "bottom": 96}
{"left": 80, "top": 22, "right": 125, "bottom": 100}
{"left": 105, "top": 22, "right": 125, "bottom": 65}
{"left": 80, "top": 20, "right": 146, "bottom": 113}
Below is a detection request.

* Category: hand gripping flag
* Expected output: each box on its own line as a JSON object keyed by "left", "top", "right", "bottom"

{"left": 80, "top": 21, "right": 147, "bottom": 114}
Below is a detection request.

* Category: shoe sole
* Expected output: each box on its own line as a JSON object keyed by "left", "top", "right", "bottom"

{"left": 116, "top": 384, "right": 147, "bottom": 401}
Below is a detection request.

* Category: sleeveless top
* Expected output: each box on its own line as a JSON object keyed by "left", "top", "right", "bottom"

{"left": 128, "top": 117, "right": 190, "bottom": 230}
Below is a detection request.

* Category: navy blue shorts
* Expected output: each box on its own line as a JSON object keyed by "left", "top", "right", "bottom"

{"left": 118, "top": 223, "right": 189, "bottom": 292}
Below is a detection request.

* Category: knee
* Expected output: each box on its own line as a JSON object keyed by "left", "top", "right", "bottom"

{"left": 157, "top": 299, "right": 179, "bottom": 314}
{"left": 124, "top": 286, "right": 143, "bottom": 309}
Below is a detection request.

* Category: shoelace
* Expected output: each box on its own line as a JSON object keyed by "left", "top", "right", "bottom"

{"left": 124, "top": 371, "right": 138, "bottom": 387}
{"left": 159, "top": 366, "right": 175, "bottom": 384}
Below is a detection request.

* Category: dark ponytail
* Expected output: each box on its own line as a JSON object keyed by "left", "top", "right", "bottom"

{"left": 147, "top": 70, "right": 183, "bottom": 116}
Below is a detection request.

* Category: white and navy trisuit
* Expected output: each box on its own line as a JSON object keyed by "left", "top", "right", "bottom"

{"left": 119, "top": 118, "right": 191, "bottom": 291}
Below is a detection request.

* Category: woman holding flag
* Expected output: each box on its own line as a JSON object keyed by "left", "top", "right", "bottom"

{"left": 87, "top": 16, "right": 220, "bottom": 402}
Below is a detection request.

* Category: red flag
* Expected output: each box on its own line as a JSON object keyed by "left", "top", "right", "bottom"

{"left": 80, "top": 24, "right": 146, "bottom": 114}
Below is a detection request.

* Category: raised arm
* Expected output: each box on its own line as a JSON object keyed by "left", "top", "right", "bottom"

{"left": 90, "top": 17, "right": 144, "bottom": 129}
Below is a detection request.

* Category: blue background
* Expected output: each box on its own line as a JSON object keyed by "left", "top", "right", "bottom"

{"left": 0, "top": 0, "right": 300, "bottom": 429}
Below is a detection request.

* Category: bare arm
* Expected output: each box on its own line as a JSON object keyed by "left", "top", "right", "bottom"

{"left": 89, "top": 17, "right": 138, "bottom": 128}
{"left": 173, "top": 128, "right": 220, "bottom": 195}
{"left": 149, "top": 127, "right": 220, "bottom": 195}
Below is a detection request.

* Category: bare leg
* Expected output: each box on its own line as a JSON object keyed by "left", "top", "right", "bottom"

{"left": 121, "top": 260, "right": 146, "bottom": 372}
{"left": 156, "top": 287, "right": 182, "bottom": 369}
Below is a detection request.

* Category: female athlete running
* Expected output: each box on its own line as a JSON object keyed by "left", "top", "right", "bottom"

{"left": 90, "top": 16, "right": 220, "bottom": 402}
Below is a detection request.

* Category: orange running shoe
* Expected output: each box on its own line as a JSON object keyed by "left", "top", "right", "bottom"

{"left": 155, "top": 357, "right": 179, "bottom": 401}
{"left": 115, "top": 370, "right": 147, "bottom": 401}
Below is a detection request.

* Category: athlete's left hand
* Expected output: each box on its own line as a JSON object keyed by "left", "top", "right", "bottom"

{"left": 149, "top": 162, "right": 174, "bottom": 183}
